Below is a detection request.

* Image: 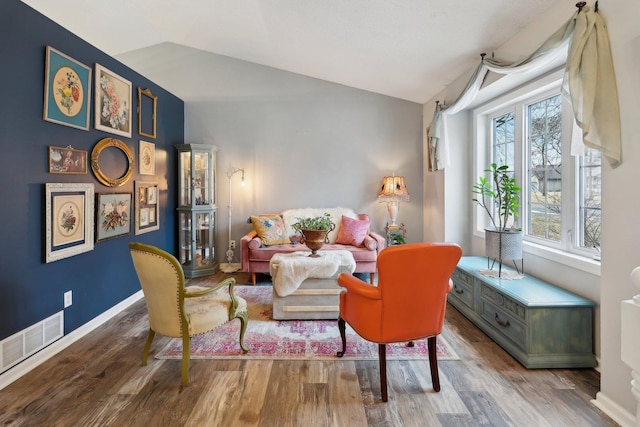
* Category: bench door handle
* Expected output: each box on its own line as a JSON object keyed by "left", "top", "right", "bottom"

{"left": 495, "top": 313, "right": 510, "bottom": 327}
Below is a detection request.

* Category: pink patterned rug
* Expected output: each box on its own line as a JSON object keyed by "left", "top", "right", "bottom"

{"left": 155, "top": 285, "right": 459, "bottom": 361}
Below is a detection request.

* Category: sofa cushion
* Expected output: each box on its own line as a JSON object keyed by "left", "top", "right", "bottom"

{"left": 250, "top": 215, "right": 291, "bottom": 245}
{"left": 363, "top": 235, "right": 377, "bottom": 251}
{"left": 248, "top": 236, "right": 263, "bottom": 250}
{"left": 336, "top": 215, "right": 370, "bottom": 247}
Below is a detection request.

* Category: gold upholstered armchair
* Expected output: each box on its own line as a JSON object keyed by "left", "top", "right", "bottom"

{"left": 128, "top": 242, "right": 249, "bottom": 386}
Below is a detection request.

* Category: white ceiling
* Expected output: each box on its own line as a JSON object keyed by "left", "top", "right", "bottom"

{"left": 21, "top": 0, "right": 560, "bottom": 103}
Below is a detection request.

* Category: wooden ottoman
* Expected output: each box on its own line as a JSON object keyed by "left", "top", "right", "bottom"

{"left": 270, "top": 251, "right": 356, "bottom": 320}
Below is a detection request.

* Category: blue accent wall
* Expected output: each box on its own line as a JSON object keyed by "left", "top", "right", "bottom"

{"left": 0, "top": 1, "right": 184, "bottom": 339}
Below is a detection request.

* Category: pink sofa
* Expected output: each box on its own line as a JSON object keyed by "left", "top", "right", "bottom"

{"left": 241, "top": 207, "right": 385, "bottom": 286}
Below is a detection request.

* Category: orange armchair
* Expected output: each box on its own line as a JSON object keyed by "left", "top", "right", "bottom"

{"left": 337, "top": 242, "right": 462, "bottom": 402}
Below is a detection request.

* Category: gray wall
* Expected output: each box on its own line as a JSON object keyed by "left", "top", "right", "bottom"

{"left": 118, "top": 43, "right": 424, "bottom": 263}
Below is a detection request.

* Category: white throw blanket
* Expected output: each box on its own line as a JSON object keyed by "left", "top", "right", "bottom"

{"left": 270, "top": 250, "right": 356, "bottom": 297}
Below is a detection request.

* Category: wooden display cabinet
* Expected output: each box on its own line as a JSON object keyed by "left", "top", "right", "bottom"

{"left": 175, "top": 144, "right": 218, "bottom": 277}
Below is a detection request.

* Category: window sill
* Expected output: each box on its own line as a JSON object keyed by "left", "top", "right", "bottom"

{"left": 523, "top": 240, "right": 601, "bottom": 277}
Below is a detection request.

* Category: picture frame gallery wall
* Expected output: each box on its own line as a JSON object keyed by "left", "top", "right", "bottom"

{"left": 0, "top": 0, "right": 184, "bottom": 343}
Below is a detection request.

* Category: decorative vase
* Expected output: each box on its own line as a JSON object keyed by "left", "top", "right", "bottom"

{"left": 485, "top": 228, "right": 523, "bottom": 276}
{"left": 300, "top": 223, "right": 335, "bottom": 257}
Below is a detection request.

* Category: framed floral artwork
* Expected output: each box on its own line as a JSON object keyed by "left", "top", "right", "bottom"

{"left": 139, "top": 140, "right": 155, "bottom": 175}
{"left": 94, "top": 64, "right": 132, "bottom": 137}
{"left": 45, "top": 183, "right": 94, "bottom": 263}
{"left": 135, "top": 181, "right": 160, "bottom": 235}
{"left": 43, "top": 46, "right": 92, "bottom": 130}
{"left": 96, "top": 192, "right": 132, "bottom": 241}
{"left": 48, "top": 146, "right": 87, "bottom": 174}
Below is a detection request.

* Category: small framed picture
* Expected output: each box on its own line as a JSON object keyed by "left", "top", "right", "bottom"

{"left": 48, "top": 146, "right": 87, "bottom": 174}
{"left": 45, "top": 183, "right": 94, "bottom": 263}
{"left": 135, "top": 181, "right": 159, "bottom": 235}
{"left": 139, "top": 140, "right": 155, "bottom": 175}
{"left": 138, "top": 87, "right": 157, "bottom": 139}
{"left": 139, "top": 208, "right": 149, "bottom": 226}
{"left": 147, "top": 186, "right": 157, "bottom": 204}
{"left": 43, "top": 46, "right": 92, "bottom": 131}
{"left": 94, "top": 64, "right": 132, "bottom": 137}
{"left": 96, "top": 192, "right": 132, "bottom": 241}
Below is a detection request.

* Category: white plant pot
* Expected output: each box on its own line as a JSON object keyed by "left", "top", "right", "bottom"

{"left": 485, "top": 228, "right": 523, "bottom": 262}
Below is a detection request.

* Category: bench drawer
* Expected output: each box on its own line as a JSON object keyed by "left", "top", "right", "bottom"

{"left": 480, "top": 299, "right": 526, "bottom": 351}
{"left": 450, "top": 273, "right": 474, "bottom": 310}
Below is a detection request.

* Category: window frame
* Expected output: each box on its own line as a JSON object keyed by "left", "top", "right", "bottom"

{"left": 472, "top": 69, "right": 600, "bottom": 275}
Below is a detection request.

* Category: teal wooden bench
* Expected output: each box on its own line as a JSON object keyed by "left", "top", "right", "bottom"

{"left": 448, "top": 256, "right": 596, "bottom": 368}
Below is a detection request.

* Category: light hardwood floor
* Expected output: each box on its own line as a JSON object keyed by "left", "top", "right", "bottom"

{"left": 0, "top": 272, "right": 618, "bottom": 426}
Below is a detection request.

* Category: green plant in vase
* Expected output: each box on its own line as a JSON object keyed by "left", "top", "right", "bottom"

{"left": 292, "top": 213, "right": 335, "bottom": 257}
{"left": 472, "top": 163, "right": 521, "bottom": 231}
{"left": 472, "top": 163, "right": 523, "bottom": 276}
{"left": 292, "top": 213, "right": 334, "bottom": 232}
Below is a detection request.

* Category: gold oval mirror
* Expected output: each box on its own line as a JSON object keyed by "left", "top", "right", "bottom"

{"left": 90, "top": 138, "right": 134, "bottom": 187}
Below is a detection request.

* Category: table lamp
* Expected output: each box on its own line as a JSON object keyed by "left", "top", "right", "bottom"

{"left": 378, "top": 175, "right": 409, "bottom": 226}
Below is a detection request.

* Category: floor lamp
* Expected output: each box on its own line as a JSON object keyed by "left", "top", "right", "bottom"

{"left": 221, "top": 166, "right": 244, "bottom": 273}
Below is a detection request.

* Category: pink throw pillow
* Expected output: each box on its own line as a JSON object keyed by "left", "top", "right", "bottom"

{"left": 336, "top": 215, "right": 370, "bottom": 247}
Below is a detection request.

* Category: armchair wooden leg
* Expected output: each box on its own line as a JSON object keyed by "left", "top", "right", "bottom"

{"left": 369, "top": 273, "right": 375, "bottom": 284}
{"left": 141, "top": 329, "right": 155, "bottom": 366}
{"left": 427, "top": 336, "right": 440, "bottom": 392}
{"left": 251, "top": 273, "right": 257, "bottom": 286}
{"left": 181, "top": 334, "right": 191, "bottom": 387}
{"left": 237, "top": 311, "right": 249, "bottom": 353}
{"left": 337, "top": 317, "right": 347, "bottom": 357}
{"left": 379, "top": 343, "right": 388, "bottom": 402}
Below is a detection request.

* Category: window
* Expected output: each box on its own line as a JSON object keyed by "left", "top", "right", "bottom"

{"left": 475, "top": 73, "right": 601, "bottom": 261}
{"left": 527, "top": 94, "right": 563, "bottom": 243}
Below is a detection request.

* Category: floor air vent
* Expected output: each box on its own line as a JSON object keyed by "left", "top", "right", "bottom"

{"left": 1, "top": 311, "right": 63, "bottom": 374}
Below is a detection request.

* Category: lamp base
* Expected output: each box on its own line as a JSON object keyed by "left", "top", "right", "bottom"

{"left": 220, "top": 262, "right": 241, "bottom": 273}
{"left": 386, "top": 201, "right": 399, "bottom": 226}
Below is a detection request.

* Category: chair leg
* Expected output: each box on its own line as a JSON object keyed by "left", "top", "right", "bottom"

{"left": 428, "top": 336, "right": 440, "bottom": 392}
{"left": 181, "top": 334, "right": 191, "bottom": 387}
{"left": 237, "top": 311, "right": 249, "bottom": 353}
{"left": 141, "top": 329, "right": 155, "bottom": 366}
{"left": 251, "top": 272, "right": 257, "bottom": 286}
{"left": 336, "top": 317, "right": 347, "bottom": 357}
{"left": 369, "top": 273, "right": 375, "bottom": 284}
{"left": 379, "top": 343, "right": 388, "bottom": 402}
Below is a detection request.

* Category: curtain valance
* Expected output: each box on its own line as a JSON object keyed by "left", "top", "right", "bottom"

{"left": 427, "top": 3, "right": 620, "bottom": 170}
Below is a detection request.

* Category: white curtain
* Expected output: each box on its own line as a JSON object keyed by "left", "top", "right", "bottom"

{"left": 427, "top": 3, "right": 620, "bottom": 170}
{"left": 562, "top": 5, "right": 621, "bottom": 167}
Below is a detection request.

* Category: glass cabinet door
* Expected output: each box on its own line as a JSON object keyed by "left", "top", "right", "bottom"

{"left": 177, "top": 145, "right": 216, "bottom": 208}
{"left": 178, "top": 210, "right": 216, "bottom": 269}
{"left": 195, "top": 211, "right": 215, "bottom": 267}
{"left": 178, "top": 150, "right": 192, "bottom": 206}
{"left": 193, "top": 151, "right": 210, "bottom": 205}
{"left": 178, "top": 210, "right": 193, "bottom": 266}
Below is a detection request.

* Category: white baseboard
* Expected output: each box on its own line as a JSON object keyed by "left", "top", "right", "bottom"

{"left": 592, "top": 391, "right": 635, "bottom": 427}
{"left": 0, "top": 290, "right": 144, "bottom": 391}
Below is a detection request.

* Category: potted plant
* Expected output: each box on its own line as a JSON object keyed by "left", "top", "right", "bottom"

{"left": 472, "top": 163, "right": 523, "bottom": 271}
{"left": 292, "top": 213, "right": 335, "bottom": 257}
